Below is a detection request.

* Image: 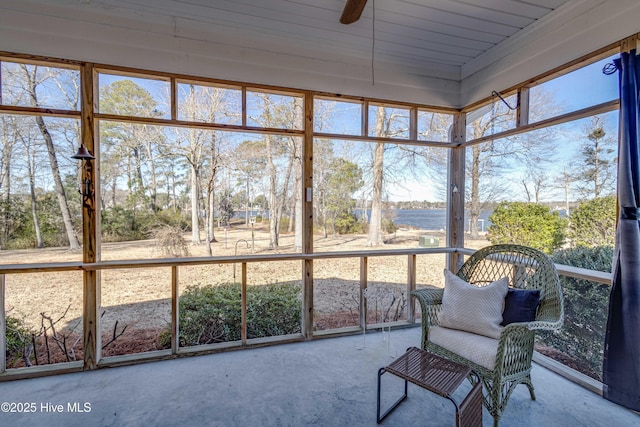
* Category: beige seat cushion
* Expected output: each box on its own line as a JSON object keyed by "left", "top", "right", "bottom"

{"left": 438, "top": 269, "right": 508, "bottom": 339}
{"left": 429, "top": 325, "right": 499, "bottom": 371}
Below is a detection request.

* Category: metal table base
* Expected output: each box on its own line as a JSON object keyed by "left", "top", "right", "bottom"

{"left": 377, "top": 346, "right": 483, "bottom": 426}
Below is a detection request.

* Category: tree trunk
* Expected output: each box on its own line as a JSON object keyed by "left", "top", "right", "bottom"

{"left": 0, "top": 156, "right": 9, "bottom": 243}
{"left": 111, "top": 175, "right": 117, "bottom": 209}
{"left": 360, "top": 197, "right": 369, "bottom": 223}
{"left": 188, "top": 86, "right": 203, "bottom": 244}
{"left": 290, "top": 139, "right": 302, "bottom": 250}
{"left": 205, "top": 172, "right": 216, "bottom": 244}
{"left": 207, "top": 187, "right": 215, "bottom": 242}
{"left": 170, "top": 167, "right": 178, "bottom": 213}
{"left": 205, "top": 188, "right": 213, "bottom": 256}
{"left": 1, "top": 119, "right": 12, "bottom": 244}
{"left": 145, "top": 139, "right": 158, "bottom": 211}
{"left": 294, "top": 174, "right": 302, "bottom": 251}
{"left": 277, "top": 141, "right": 295, "bottom": 243}
{"left": 266, "top": 135, "right": 279, "bottom": 248}
{"left": 245, "top": 178, "right": 250, "bottom": 226}
{"left": 368, "top": 107, "right": 386, "bottom": 246}
{"left": 322, "top": 193, "right": 328, "bottom": 239}
{"left": 319, "top": 189, "right": 328, "bottom": 239}
{"left": 132, "top": 146, "right": 144, "bottom": 197}
{"left": 594, "top": 138, "right": 600, "bottom": 197}
{"left": 288, "top": 181, "right": 296, "bottom": 234}
{"left": 523, "top": 179, "right": 532, "bottom": 203}
{"left": 25, "top": 144, "right": 43, "bottom": 248}
{"left": 291, "top": 97, "right": 303, "bottom": 246}
{"left": 206, "top": 141, "right": 217, "bottom": 243}
{"left": 127, "top": 157, "right": 135, "bottom": 227}
{"left": 190, "top": 163, "right": 201, "bottom": 244}
{"left": 469, "top": 145, "right": 481, "bottom": 240}
{"left": 368, "top": 141, "right": 385, "bottom": 246}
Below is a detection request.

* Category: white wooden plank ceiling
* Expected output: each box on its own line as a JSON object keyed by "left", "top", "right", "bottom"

{"left": 23, "top": 0, "right": 570, "bottom": 74}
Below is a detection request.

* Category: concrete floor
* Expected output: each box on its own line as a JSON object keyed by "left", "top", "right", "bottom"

{"left": 0, "top": 327, "right": 637, "bottom": 427}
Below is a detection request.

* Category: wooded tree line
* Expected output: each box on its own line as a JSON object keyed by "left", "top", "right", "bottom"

{"left": 0, "top": 64, "right": 451, "bottom": 251}
{"left": 0, "top": 62, "right": 618, "bottom": 252}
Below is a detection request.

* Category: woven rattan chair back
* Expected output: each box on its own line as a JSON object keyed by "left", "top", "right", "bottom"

{"left": 456, "top": 244, "right": 564, "bottom": 328}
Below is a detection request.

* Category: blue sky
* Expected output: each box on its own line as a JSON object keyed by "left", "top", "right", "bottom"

{"left": 353, "top": 54, "right": 621, "bottom": 203}
{"left": 538, "top": 55, "right": 618, "bottom": 114}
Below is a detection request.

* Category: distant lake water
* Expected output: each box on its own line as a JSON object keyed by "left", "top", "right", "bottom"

{"left": 394, "top": 209, "right": 493, "bottom": 231}
{"left": 357, "top": 209, "right": 493, "bottom": 232}
{"left": 237, "top": 207, "right": 565, "bottom": 232}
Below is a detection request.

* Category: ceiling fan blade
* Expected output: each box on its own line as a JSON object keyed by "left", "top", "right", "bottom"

{"left": 340, "top": 0, "right": 367, "bottom": 24}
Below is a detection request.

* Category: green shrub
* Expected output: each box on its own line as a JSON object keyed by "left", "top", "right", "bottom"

{"left": 279, "top": 216, "right": 290, "bottom": 233}
{"left": 539, "top": 246, "right": 613, "bottom": 380}
{"left": 154, "top": 209, "right": 190, "bottom": 230}
{"left": 5, "top": 316, "right": 35, "bottom": 364}
{"left": 43, "top": 232, "right": 70, "bottom": 248}
{"left": 164, "top": 282, "right": 301, "bottom": 348}
{"left": 488, "top": 202, "right": 566, "bottom": 254}
{"left": 382, "top": 217, "right": 398, "bottom": 234}
{"left": 0, "top": 192, "right": 76, "bottom": 249}
{"left": 101, "top": 206, "right": 154, "bottom": 242}
{"left": 568, "top": 195, "right": 616, "bottom": 247}
{"left": 333, "top": 211, "right": 365, "bottom": 234}
{"left": 3, "top": 237, "right": 37, "bottom": 250}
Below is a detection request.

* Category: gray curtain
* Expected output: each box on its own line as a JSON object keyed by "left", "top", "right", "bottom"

{"left": 603, "top": 49, "right": 640, "bottom": 410}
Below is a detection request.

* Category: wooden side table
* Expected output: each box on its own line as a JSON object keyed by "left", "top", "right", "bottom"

{"left": 377, "top": 346, "right": 483, "bottom": 426}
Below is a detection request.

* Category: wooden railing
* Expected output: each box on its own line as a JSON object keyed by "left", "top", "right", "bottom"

{"left": 0, "top": 247, "right": 612, "bottom": 381}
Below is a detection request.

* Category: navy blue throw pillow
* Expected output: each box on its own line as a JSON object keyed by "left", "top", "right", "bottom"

{"left": 501, "top": 288, "right": 541, "bottom": 326}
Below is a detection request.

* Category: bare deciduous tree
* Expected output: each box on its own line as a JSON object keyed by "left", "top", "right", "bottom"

{"left": 18, "top": 126, "right": 44, "bottom": 247}
{"left": 246, "top": 93, "right": 302, "bottom": 249}
{"left": 20, "top": 65, "right": 80, "bottom": 249}
{"left": 466, "top": 90, "right": 560, "bottom": 239}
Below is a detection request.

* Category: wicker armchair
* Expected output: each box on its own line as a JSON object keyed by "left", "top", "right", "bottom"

{"left": 412, "top": 245, "right": 564, "bottom": 427}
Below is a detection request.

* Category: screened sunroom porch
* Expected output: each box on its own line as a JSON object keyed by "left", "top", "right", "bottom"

{"left": 0, "top": 1, "right": 640, "bottom": 426}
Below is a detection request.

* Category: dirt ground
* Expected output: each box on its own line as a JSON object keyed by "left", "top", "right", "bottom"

{"left": 3, "top": 227, "right": 595, "bottom": 379}
{"left": 1, "top": 223, "right": 489, "bottom": 363}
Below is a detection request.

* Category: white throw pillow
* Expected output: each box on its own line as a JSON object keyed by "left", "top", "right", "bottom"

{"left": 438, "top": 269, "right": 508, "bottom": 339}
